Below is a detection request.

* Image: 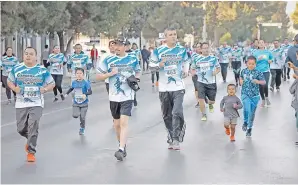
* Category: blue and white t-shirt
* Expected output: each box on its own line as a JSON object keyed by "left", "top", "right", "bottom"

{"left": 0, "top": 56, "right": 19, "bottom": 76}
{"left": 270, "top": 47, "right": 284, "bottom": 69}
{"left": 68, "top": 53, "right": 91, "bottom": 78}
{"left": 253, "top": 49, "right": 273, "bottom": 73}
{"left": 8, "top": 63, "right": 55, "bottom": 108}
{"left": 231, "top": 48, "right": 244, "bottom": 62}
{"left": 149, "top": 44, "right": 190, "bottom": 92}
{"left": 240, "top": 68, "right": 265, "bottom": 98}
{"left": 97, "top": 54, "right": 141, "bottom": 102}
{"left": 100, "top": 53, "right": 115, "bottom": 83}
{"left": 191, "top": 53, "right": 220, "bottom": 84}
{"left": 71, "top": 80, "right": 91, "bottom": 105}
{"left": 281, "top": 44, "right": 293, "bottom": 63}
{"left": 217, "top": 46, "right": 232, "bottom": 63}
{"left": 48, "top": 53, "right": 66, "bottom": 75}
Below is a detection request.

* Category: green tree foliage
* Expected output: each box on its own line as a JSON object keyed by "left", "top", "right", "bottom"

{"left": 291, "top": 2, "right": 298, "bottom": 30}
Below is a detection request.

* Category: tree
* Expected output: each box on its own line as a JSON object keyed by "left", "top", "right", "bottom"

{"left": 291, "top": 2, "right": 298, "bottom": 30}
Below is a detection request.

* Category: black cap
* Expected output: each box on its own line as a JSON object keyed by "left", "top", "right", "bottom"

{"left": 114, "top": 36, "right": 127, "bottom": 45}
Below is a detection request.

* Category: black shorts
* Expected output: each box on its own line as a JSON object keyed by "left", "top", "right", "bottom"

{"left": 196, "top": 82, "right": 217, "bottom": 101}
{"left": 192, "top": 75, "right": 198, "bottom": 91}
{"left": 105, "top": 83, "right": 109, "bottom": 94}
{"left": 110, "top": 100, "right": 133, "bottom": 119}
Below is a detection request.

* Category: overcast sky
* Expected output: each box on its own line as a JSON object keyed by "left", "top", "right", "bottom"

{"left": 286, "top": 1, "right": 296, "bottom": 14}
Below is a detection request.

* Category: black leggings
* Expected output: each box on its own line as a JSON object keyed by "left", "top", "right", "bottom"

{"left": 231, "top": 61, "right": 241, "bottom": 83}
{"left": 1, "top": 75, "right": 16, "bottom": 100}
{"left": 219, "top": 63, "right": 229, "bottom": 81}
{"left": 52, "top": 74, "right": 63, "bottom": 96}
{"left": 151, "top": 72, "right": 160, "bottom": 83}
{"left": 259, "top": 72, "right": 270, "bottom": 100}
{"left": 143, "top": 59, "right": 149, "bottom": 71}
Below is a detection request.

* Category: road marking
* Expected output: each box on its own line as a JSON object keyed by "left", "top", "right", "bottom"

{"left": 1, "top": 106, "right": 72, "bottom": 128}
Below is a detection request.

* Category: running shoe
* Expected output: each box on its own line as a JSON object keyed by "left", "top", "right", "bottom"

{"left": 260, "top": 100, "right": 265, "bottom": 108}
{"left": 265, "top": 98, "right": 271, "bottom": 107}
{"left": 27, "top": 153, "right": 35, "bottom": 162}
{"left": 6, "top": 100, "right": 11, "bottom": 105}
{"left": 195, "top": 102, "right": 200, "bottom": 108}
{"left": 276, "top": 86, "right": 280, "bottom": 92}
{"left": 114, "top": 149, "right": 125, "bottom": 161}
{"left": 209, "top": 104, "right": 214, "bottom": 113}
{"left": 246, "top": 128, "right": 252, "bottom": 137}
{"left": 79, "top": 128, "right": 85, "bottom": 135}
{"left": 201, "top": 114, "right": 207, "bottom": 121}
{"left": 168, "top": 142, "right": 174, "bottom": 150}
{"left": 172, "top": 140, "right": 180, "bottom": 150}
{"left": 295, "top": 141, "right": 298, "bottom": 145}
{"left": 270, "top": 86, "right": 274, "bottom": 92}
{"left": 242, "top": 123, "right": 247, "bottom": 131}
{"left": 284, "top": 76, "right": 287, "bottom": 81}
{"left": 60, "top": 94, "right": 65, "bottom": 101}
{"left": 53, "top": 97, "right": 58, "bottom": 102}
{"left": 225, "top": 127, "right": 230, "bottom": 136}
{"left": 230, "top": 135, "right": 235, "bottom": 142}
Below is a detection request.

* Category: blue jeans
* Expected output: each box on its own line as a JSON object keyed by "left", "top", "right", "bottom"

{"left": 242, "top": 95, "right": 260, "bottom": 129}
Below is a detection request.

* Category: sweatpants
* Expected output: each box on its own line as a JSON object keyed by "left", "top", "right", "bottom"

{"left": 220, "top": 63, "right": 229, "bottom": 82}
{"left": 1, "top": 75, "right": 16, "bottom": 100}
{"left": 52, "top": 74, "right": 63, "bottom": 96}
{"left": 159, "top": 89, "right": 186, "bottom": 143}
{"left": 231, "top": 61, "right": 241, "bottom": 83}
{"left": 16, "top": 106, "right": 43, "bottom": 154}
{"left": 72, "top": 104, "right": 88, "bottom": 128}
{"left": 259, "top": 72, "right": 270, "bottom": 100}
{"left": 270, "top": 69, "right": 282, "bottom": 88}
{"left": 242, "top": 95, "right": 260, "bottom": 129}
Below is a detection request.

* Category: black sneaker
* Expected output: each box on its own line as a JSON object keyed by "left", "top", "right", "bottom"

{"left": 242, "top": 123, "right": 247, "bottom": 132}
{"left": 284, "top": 76, "right": 287, "bottom": 81}
{"left": 60, "top": 94, "right": 65, "bottom": 101}
{"left": 270, "top": 86, "right": 274, "bottom": 92}
{"left": 195, "top": 102, "right": 200, "bottom": 108}
{"left": 246, "top": 128, "right": 252, "bottom": 137}
{"left": 53, "top": 97, "right": 58, "bottom": 102}
{"left": 295, "top": 141, "right": 298, "bottom": 145}
{"left": 114, "top": 149, "right": 125, "bottom": 161}
{"left": 276, "top": 86, "right": 280, "bottom": 91}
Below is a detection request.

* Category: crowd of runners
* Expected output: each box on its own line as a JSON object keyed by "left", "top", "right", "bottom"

{"left": 1, "top": 27, "right": 298, "bottom": 163}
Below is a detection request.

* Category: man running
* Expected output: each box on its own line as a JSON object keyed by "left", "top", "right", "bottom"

{"left": 103, "top": 40, "right": 116, "bottom": 94}
{"left": 191, "top": 42, "right": 220, "bottom": 121}
{"left": 270, "top": 40, "right": 283, "bottom": 92}
{"left": 281, "top": 38, "right": 293, "bottom": 81}
{"left": 217, "top": 42, "right": 232, "bottom": 83}
{"left": 97, "top": 37, "right": 141, "bottom": 161}
{"left": 7, "top": 47, "right": 55, "bottom": 162}
{"left": 67, "top": 44, "right": 92, "bottom": 83}
{"left": 191, "top": 43, "right": 202, "bottom": 108}
{"left": 149, "top": 27, "right": 190, "bottom": 150}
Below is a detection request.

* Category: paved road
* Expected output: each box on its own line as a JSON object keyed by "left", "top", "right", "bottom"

{"left": 1, "top": 70, "right": 298, "bottom": 184}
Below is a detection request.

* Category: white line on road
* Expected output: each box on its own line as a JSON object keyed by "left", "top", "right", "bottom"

{"left": 1, "top": 106, "right": 72, "bottom": 128}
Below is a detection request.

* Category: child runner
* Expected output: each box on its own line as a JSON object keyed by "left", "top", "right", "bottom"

{"left": 64, "top": 68, "right": 92, "bottom": 135}
{"left": 240, "top": 56, "right": 266, "bottom": 137}
{"left": 220, "top": 84, "right": 243, "bottom": 142}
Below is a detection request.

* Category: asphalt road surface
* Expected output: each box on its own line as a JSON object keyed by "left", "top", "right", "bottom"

{"left": 1, "top": 70, "right": 298, "bottom": 184}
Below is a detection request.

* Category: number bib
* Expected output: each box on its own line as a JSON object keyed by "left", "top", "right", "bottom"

{"left": 24, "top": 86, "right": 40, "bottom": 98}
{"left": 74, "top": 88, "right": 85, "bottom": 103}
{"left": 73, "top": 59, "right": 82, "bottom": 68}
{"left": 164, "top": 65, "right": 177, "bottom": 77}
{"left": 199, "top": 62, "right": 210, "bottom": 72}
{"left": 52, "top": 62, "right": 60, "bottom": 69}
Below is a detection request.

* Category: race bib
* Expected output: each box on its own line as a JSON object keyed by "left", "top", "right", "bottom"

{"left": 199, "top": 62, "right": 210, "bottom": 72}
{"left": 73, "top": 59, "right": 82, "bottom": 68}
{"left": 164, "top": 65, "right": 177, "bottom": 76}
{"left": 74, "top": 88, "right": 85, "bottom": 103}
{"left": 52, "top": 62, "right": 60, "bottom": 69}
{"left": 23, "top": 86, "right": 40, "bottom": 98}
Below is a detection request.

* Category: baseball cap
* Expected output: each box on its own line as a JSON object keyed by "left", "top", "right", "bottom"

{"left": 114, "top": 36, "right": 127, "bottom": 45}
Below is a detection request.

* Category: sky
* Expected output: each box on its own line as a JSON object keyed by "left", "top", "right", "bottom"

{"left": 286, "top": 1, "right": 296, "bottom": 15}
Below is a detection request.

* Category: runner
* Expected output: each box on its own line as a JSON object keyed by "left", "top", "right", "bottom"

{"left": 7, "top": 47, "right": 55, "bottom": 162}
{"left": 191, "top": 42, "right": 220, "bottom": 121}
{"left": 67, "top": 44, "right": 92, "bottom": 83}
{"left": 148, "top": 47, "right": 159, "bottom": 87}
{"left": 64, "top": 68, "right": 92, "bottom": 135}
{"left": 253, "top": 39, "right": 273, "bottom": 107}
{"left": 97, "top": 37, "right": 141, "bottom": 161}
{"left": 230, "top": 44, "right": 243, "bottom": 87}
{"left": 240, "top": 56, "right": 265, "bottom": 137}
{"left": 0, "top": 47, "right": 19, "bottom": 104}
{"left": 47, "top": 45, "right": 67, "bottom": 102}
{"left": 191, "top": 43, "right": 202, "bottom": 108}
{"left": 270, "top": 40, "right": 283, "bottom": 92}
{"left": 217, "top": 42, "right": 232, "bottom": 83}
{"left": 220, "top": 84, "right": 243, "bottom": 142}
{"left": 281, "top": 38, "right": 293, "bottom": 81}
{"left": 149, "top": 27, "right": 189, "bottom": 150}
